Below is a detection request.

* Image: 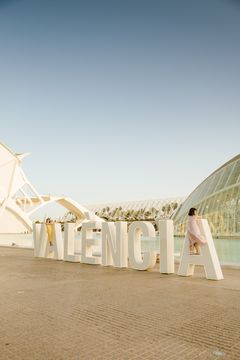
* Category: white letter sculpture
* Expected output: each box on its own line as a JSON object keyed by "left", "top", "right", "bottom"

{"left": 33, "top": 222, "right": 63, "bottom": 260}
{"left": 81, "top": 222, "right": 101, "bottom": 265}
{"left": 128, "top": 221, "right": 156, "bottom": 270}
{"left": 102, "top": 222, "right": 128, "bottom": 267}
{"left": 64, "top": 223, "right": 81, "bottom": 262}
{"left": 178, "top": 219, "right": 223, "bottom": 280}
{"left": 159, "top": 220, "right": 174, "bottom": 274}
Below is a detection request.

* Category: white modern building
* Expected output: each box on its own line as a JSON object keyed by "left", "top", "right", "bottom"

{"left": 87, "top": 198, "right": 184, "bottom": 213}
{"left": 87, "top": 197, "right": 184, "bottom": 223}
{"left": 0, "top": 142, "right": 101, "bottom": 233}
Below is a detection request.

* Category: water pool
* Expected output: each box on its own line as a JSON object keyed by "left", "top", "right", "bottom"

{"left": 0, "top": 233, "right": 239, "bottom": 267}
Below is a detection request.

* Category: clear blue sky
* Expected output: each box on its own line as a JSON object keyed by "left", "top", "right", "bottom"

{"left": 0, "top": 0, "right": 239, "bottom": 206}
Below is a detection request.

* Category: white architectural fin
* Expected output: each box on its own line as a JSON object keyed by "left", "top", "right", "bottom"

{"left": 16, "top": 153, "right": 31, "bottom": 161}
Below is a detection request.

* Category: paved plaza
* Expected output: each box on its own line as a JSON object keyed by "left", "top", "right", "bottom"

{"left": 0, "top": 247, "right": 239, "bottom": 360}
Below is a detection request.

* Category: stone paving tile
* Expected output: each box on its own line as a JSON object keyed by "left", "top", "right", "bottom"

{"left": 0, "top": 247, "right": 240, "bottom": 360}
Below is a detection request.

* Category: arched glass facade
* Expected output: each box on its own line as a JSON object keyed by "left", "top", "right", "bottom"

{"left": 173, "top": 155, "right": 240, "bottom": 238}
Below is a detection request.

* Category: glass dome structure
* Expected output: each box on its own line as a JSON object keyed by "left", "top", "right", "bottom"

{"left": 173, "top": 155, "right": 240, "bottom": 238}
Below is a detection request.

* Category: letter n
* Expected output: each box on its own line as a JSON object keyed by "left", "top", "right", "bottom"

{"left": 102, "top": 222, "right": 128, "bottom": 267}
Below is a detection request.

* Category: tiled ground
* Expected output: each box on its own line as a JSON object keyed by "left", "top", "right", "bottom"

{"left": 0, "top": 247, "right": 239, "bottom": 360}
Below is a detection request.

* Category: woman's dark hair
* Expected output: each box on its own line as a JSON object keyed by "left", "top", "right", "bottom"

{"left": 188, "top": 208, "right": 197, "bottom": 216}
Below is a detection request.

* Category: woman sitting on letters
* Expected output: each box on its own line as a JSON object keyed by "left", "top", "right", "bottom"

{"left": 187, "top": 208, "right": 207, "bottom": 255}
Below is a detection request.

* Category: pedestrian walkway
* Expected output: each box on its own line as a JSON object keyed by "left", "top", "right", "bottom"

{"left": 0, "top": 247, "right": 239, "bottom": 360}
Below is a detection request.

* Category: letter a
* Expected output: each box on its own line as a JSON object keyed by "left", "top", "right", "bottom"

{"left": 178, "top": 219, "right": 223, "bottom": 280}
{"left": 33, "top": 222, "right": 63, "bottom": 260}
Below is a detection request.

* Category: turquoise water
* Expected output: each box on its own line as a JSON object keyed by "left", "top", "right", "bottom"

{"left": 0, "top": 233, "right": 239, "bottom": 266}
{"left": 141, "top": 236, "right": 240, "bottom": 266}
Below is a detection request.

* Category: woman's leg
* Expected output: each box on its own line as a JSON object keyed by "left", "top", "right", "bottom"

{"left": 189, "top": 243, "right": 194, "bottom": 255}
{"left": 194, "top": 243, "right": 201, "bottom": 255}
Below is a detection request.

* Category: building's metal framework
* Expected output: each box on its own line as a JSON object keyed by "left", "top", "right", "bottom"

{"left": 174, "top": 155, "right": 240, "bottom": 237}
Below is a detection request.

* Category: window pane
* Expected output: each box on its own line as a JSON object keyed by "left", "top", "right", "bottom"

{"left": 227, "top": 160, "right": 240, "bottom": 187}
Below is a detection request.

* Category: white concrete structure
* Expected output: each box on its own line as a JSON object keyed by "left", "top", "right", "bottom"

{"left": 0, "top": 142, "right": 102, "bottom": 233}
{"left": 33, "top": 219, "right": 223, "bottom": 280}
